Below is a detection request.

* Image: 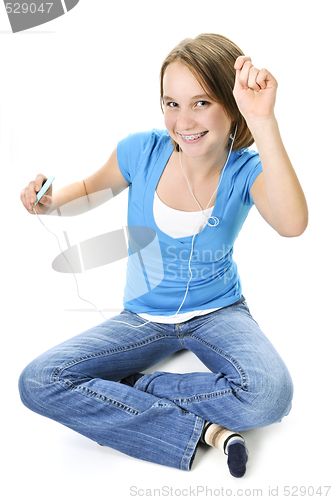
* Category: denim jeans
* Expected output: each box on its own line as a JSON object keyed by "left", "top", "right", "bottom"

{"left": 18, "top": 297, "right": 293, "bottom": 471}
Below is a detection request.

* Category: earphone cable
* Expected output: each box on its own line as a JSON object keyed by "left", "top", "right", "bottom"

{"left": 179, "top": 124, "right": 237, "bottom": 227}
{"left": 175, "top": 126, "right": 237, "bottom": 312}
{"left": 33, "top": 206, "right": 155, "bottom": 327}
{"left": 33, "top": 206, "right": 110, "bottom": 320}
{"left": 32, "top": 126, "right": 237, "bottom": 328}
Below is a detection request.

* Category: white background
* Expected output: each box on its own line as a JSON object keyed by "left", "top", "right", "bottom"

{"left": 1, "top": 1, "right": 331, "bottom": 499}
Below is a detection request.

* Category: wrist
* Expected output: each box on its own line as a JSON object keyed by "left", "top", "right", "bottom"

{"left": 246, "top": 115, "right": 280, "bottom": 145}
{"left": 246, "top": 114, "right": 278, "bottom": 132}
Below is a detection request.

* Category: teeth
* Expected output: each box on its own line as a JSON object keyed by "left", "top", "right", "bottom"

{"left": 181, "top": 132, "right": 206, "bottom": 140}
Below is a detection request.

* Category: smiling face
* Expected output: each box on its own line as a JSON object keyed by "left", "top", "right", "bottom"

{"left": 163, "top": 61, "right": 233, "bottom": 163}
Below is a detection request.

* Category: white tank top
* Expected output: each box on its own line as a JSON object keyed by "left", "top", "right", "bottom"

{"left": 137, "top": 191, "right": 221, "bottom": 324}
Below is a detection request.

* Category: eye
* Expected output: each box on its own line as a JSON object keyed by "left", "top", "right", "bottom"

{"left": 196, "top": 101, "right": 210, "bottom": 107}
{"left": 166, "top": 101, "right": 178, "bottom": 108}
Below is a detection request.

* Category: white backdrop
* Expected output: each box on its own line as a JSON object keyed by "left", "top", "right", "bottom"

{"left": 1, "top": 1, "right": 331, "bottom": 499}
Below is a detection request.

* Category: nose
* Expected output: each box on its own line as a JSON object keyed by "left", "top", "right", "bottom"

{"left": 176, "top": 108, "right": 197, "bottom": 132}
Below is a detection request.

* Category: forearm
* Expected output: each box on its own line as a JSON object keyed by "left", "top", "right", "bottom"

{"left": 48, "top": 180, "right": 89, "bottom": 216}
{"left": 48, "top": 179, "right": 114, "bottom": 216}
{"left": 248, "top": 116, "right": 308, "bottom": 236}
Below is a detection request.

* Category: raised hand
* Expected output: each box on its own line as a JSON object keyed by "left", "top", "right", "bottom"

{"left": 233, "top": 56, "right": 278, "bottom": 123}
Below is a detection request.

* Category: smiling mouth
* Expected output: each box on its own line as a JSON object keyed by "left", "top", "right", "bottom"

{"left": 179, "top": 131, "right": 208, "bottom": 141}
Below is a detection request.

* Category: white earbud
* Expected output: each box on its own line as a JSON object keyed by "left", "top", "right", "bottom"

{"left": 229, "top": 123, "right": 238, "bottom": 142}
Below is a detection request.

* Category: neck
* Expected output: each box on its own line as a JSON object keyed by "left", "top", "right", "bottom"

{"left": 179, "top": 147, "right": 232, "bottom": 212}
{"left": 179, "top": 147, "right": 230, "bottom": 183}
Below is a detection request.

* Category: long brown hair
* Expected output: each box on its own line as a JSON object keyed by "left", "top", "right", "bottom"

{"left": 160, "top": 33, "right": 254, "bottom": 151}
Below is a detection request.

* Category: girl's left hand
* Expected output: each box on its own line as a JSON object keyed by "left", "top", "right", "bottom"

{"left": 233, "top": 56, "right": 278, "bottom": 123}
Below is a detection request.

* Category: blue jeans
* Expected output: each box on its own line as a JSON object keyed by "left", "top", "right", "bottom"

{"left": 18, "top": 298, "right": 293, "bottom": 471}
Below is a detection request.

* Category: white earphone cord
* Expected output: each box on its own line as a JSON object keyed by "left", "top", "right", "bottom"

{"left": 33, "top": 126, "right": 237, "bottom": 329}
{"left": 32, "top": 209, "right": 109, "bottom": 319}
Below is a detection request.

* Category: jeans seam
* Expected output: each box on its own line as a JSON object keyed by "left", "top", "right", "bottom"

{"left": 51, "top": 333, "right": 173, "bottom": 382}
{"left": 49, "top": 333, "right": 174, "bottom": 417}
{"left": 134, "top": 374, "right": 147, "bottom": 390}
{"left": 180, "top": 415, "right": 201, "bottom": 471}
{"left": 192, "top": 302, "right": 255, "bottom": 330}
{"left": 175, "top": 324, "right": 186, "bottom": 348}
{"left": 55, "top": 378, "right": 142, "bottom": 416}
{"left": 188, "top": 333, "right": 249, "bottom": 390}
{"left": 172, "top": 388, "right": 235, "bottom": 406}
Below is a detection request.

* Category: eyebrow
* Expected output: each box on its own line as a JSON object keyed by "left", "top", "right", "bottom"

{"left": 163, "top": 94, "right": 210, "bottom": 102}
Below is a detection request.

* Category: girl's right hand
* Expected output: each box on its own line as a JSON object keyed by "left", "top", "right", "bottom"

{"left": 20, "top": 174, "right": 54, "bottom": 215}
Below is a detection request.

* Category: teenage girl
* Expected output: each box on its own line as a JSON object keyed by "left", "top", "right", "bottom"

{"left": 19, "top": 34, "right": 308, "bottom": 478}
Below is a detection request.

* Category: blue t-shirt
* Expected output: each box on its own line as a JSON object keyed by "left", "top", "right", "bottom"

{"left": 117, "top": 129, "right": 262, "bottom": 316}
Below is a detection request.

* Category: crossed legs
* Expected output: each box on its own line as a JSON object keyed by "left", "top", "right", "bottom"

{"left": 19, "top": 301, "right": 293, "bottom": 473}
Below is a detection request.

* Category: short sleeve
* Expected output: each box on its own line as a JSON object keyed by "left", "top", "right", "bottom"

{"left": 117, "top": 130, "right": 165, "bottom": 184}
{"left": 234, "top": 150, "right": 263, "bottom": 206}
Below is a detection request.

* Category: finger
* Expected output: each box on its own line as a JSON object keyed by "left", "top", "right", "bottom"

{"left": 236, "top": 60, "right": 254, "bottom": 89}
{"left": 27, "top": 180, "right": 38, "bottom": 205}
{"left": 24, "top": 196, "right": 34, "bottom": 212}
{"left": 234, "top": 55, "right": 252, "bottom": 70}
{"left": 256, "top": 68, "right": 277, "bottom": 90}
{"left": 21, "top": 188, "right": 31, "bottom": 212}
{"left": 34, "top": 174, "right": 48, "bottom": 193}
{"left": 27, "top": 174, "right": 47, "bottom": 206}
{"left": 248, "top": 66, "right": 261, "bottom": 91}
{"left": 39, "top": 195, "right": 51, "bottom": 205}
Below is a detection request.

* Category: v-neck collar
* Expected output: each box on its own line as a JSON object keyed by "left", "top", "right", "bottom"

{"left": 143, "top": 133, "right": 237, "bottom": 246}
